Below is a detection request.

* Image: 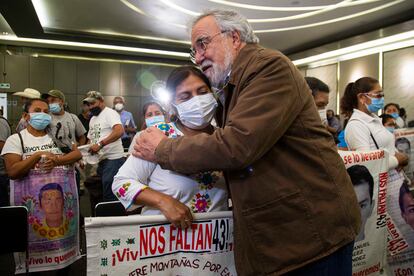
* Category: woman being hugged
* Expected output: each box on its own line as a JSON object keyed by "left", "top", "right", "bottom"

{"left": 113, "top": 66, "right": 228, "bottom": 229}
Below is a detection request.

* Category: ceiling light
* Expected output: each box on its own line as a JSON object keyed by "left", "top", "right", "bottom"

{"left": 85, "top": 29, "right": 190, "bottom": 45}
{"left": 0, "top": 35, "right": 190, "bottom": 58}
{"left": 33, "top": 53, "right": 181, "bottom": 67}
{"left": 207, "top": 0, "right": 383, "bottom": 11}
{"left": 121, "top": 0, "right": 187, "bottom": 29}
{"left": 255, "top": 0, "right": 405, "bottom": 33}
{"left": 292, "top": 30, "right": 414, "bottom": 67}
{"left": 2, "top": 32, "right": 8, "bottom": 35}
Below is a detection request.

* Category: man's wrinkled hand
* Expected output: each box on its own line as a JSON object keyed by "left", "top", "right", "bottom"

{"left": 133, "top": 127, "right": 167, "bottom": 162}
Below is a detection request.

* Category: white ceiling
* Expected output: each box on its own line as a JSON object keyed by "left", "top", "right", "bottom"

{"left": 1, "top": 0, "right": 414, "bottom": 57}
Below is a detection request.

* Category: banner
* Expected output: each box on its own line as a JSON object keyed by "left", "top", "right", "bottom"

{"left": 395, "top": 128, "right": 414, "bottom": 183}
{"left": 86, "top": 211, "right": 236, "bottom": 276}
{"left": 386, "top": 168, "right": 414, "bottom": 275}
{"left": 339, "top": 150, "right": 389, "bottom": 276}
{"left": 11, "top": 167, "right": 80, "bottom": 273}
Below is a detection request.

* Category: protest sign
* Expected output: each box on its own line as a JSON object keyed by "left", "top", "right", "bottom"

{"left": 395, "top": 128, "right": 414, "bottom": 183}
{"left": 11, "top": 167, "right": 80, "bottom": 273}
{"left": 86, "top": 211, "right": 235, "bottom": 276}
{"left": 340, "top": 150, "right": 389, "bottom": 276}
{"left": 386, "top": 167, "right": 414, "bottom": 275}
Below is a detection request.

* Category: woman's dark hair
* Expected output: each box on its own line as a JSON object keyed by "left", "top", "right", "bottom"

{"left": 384, "top": 103, "right": 400, "bottom": 113}
{"left": 165, "top": 66, "right": 212, "bottom": 100}
{"left": 142, "top": 101, "right": 164, "bottom": 117}
{"left": 24, "top": 98, "right": 49, "bottom": 113}
{"left": 340, "top": 77, "right": 379, "bottom": 118}
{"left": 380, "top": 114, "right": 394, "bottom": 126}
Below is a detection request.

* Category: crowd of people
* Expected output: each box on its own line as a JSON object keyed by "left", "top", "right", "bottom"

{"left": 0, "top": 8, "right": 412, "bottom": 276}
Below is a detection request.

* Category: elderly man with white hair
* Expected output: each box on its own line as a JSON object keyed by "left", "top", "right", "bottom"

{"left": 134, "top": 10, "right": 360, "bottom": 275}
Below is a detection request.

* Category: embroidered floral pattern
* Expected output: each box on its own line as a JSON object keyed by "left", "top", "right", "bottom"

{"left": 191, "top": 193, "right": 211, "bottom": 213}
{"left": 154, "top": 123, "right": 179, "bottom": 138}
{"left": 190, "top": 172, "right": 220, "bottom": 213}
{"left": 116, "top": 182, "right": 131, "bottom": 198}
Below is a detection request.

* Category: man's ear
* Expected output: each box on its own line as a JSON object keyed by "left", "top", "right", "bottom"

{"left": 231, "top": 30, "right": 242, "bottom": 48}
{"left": 23, "top": 112, "right": 30, "bottom": 122}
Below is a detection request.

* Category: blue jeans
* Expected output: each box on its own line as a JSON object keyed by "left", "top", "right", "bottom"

{"left": 285, "top": 242, "right": 354, "bottom": 276}
{"left": 97, "top": 158, "right": 125, "bottom": 202}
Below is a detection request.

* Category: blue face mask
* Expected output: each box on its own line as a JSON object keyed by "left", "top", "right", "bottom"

{"left": 365, "top": 97, "right": 384, "bottom": 113}
{"left": 49, "top": 103, "right": 61, "bottom": 114}
{"left": 390, "top": 112, "right": 399, "bottom": 119}
{"left": 145, "top": 115, "right": 165, "bottom": 127}
{"left": 386, "top": 126, "right": 395, "bottom": 133}
{"left": 29, "top": 112, "right": 52, "bottom": 130}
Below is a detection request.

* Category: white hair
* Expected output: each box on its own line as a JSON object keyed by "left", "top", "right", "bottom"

{"left": 191, "top": 9, "right": 259, "bottom": 44}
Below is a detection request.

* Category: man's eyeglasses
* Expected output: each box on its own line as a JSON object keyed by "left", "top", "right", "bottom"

{"left": 190, "top": 31, "right": 229, "bottom": 63}
{"left": 364, "top": 92, "right": 384, "bottom": 99}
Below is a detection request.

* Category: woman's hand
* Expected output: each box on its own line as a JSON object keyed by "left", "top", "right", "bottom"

{"left": 396, "top": 151, "right": 409, "bottom": 167}
{"left": 158, "top": 194, "right": 193, "bottom": 229}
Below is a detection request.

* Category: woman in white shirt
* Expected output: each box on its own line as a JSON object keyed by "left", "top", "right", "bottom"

{"left": 113, "top": 66, "right": 228, "bottom": 229}
{"left": 340, "top": 77, "right": 408, "bottom": 170}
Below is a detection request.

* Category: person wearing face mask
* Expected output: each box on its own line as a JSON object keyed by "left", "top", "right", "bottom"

{"left": 305, "top": 77, "right": 340, "bottom": 140}
{"left": 113, "top": 96, "right": 137, "bottom": 149}
{"left": 113, "top": 66, "right": 227, "bottom": 228}
{"left": 128, "top": 101, "right": 166, "bottom": 154}
{"left": 1, "top": 98, "right": 82, "bottom": 273}
{"left": 84, "top": 91, "right": 125, "bottom": 201}
{"left": 43, "top": 89, "right": 87, "bottom": 149}
{"left": 384, "top": 103, "right": 406, "bottom": 128}
{"left": 341, "top": 77, "right": 408, "bottom": 170}
{"left": 78, "top": 102, "right": 91, "bottom": 135}
{"left": 381, "top": 114, "right": 397, "bottom": 133}
{"left": 13, "top": 88, "right": 41, "bottom": 132}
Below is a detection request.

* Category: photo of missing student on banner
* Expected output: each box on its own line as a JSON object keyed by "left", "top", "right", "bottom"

{"left": 339, "top": 150, "right": 388, "bottom": 275}
{"left": 395, "top": 128, "right": 414, "bottom": 184}
{"left": 386, "top": 168, "right": 414, "bottom": 274}
{"left": 11, "top": 167, "right": 80, "bottom": 273}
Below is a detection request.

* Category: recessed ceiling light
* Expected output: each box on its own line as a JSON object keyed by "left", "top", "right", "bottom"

{"left": 2, "top": 32, "right": 9, "bottom": 35}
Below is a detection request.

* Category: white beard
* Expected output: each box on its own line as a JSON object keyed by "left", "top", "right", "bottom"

{"left": 202, "top": 47, "right": 232, "bottom": 89}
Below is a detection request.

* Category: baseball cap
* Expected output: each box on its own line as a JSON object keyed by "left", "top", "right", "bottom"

{"left": 13, "top": 88, "right": 41, "bottom": 99}
{"left": 42, "top": 89, "right": 65, "bottom": 102}
{"left": 83, "top": 91, "right": 104, "bottom": 103}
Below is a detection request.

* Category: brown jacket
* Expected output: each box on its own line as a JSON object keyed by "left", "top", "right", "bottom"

{"left": 156, "top": 44, "right": 361, "bottom": 275}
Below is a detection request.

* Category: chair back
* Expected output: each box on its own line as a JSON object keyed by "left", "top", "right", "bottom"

{"left": 0, "top": 206, "right": 28, "bottom": 254}
{"left": 95, "top": 201, "right": 127, "bottom": 217}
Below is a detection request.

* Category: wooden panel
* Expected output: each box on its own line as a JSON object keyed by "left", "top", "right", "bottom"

{"left": 99, "top": 62, "right": 120, "bottom": 96}
{"left": 29, "top": 57, "right": 54, "bottom": 93}
{"left": 54, "top": 59, "right": 77, "bottom": 95}
{"left": 77, "top": 61, "right": 99, "bottom": 95}
{"left": 120, "top": 63, "right": 142, "bottom": 96}
{"left": 5, "top": 55, "right": 29, "bottom": 93}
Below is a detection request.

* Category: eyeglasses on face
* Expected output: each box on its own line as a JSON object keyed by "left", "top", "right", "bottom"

{"left": 190, "top": 30, "right": 229, "bottom": 63}
{"left": 364, "top": 92, "right": 384, "bottom": 99}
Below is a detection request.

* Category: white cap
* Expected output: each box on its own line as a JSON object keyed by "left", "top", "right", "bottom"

{"left": 13, "top": 88, "right": 41, "bottom": 99}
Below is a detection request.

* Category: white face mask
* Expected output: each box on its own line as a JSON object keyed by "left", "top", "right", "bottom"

{"left": 318, "top": 108, "right": 328, "bottom": 124}
{"left": 114, "top": 103, "right": 124, "bottom": 111}
{"left": 175, "top": 93, "right": 218, "bottom": 129}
